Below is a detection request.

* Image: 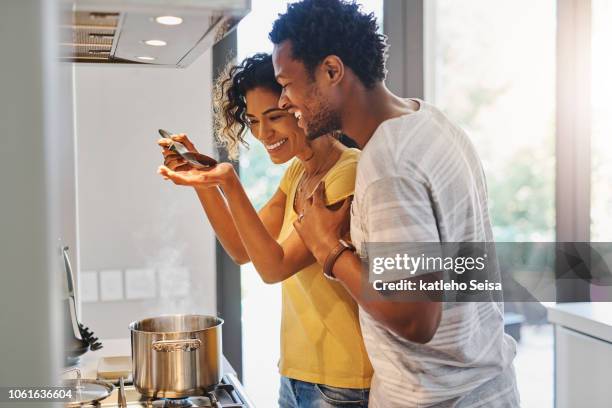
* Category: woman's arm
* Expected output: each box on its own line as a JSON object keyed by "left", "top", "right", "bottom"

{"left": 191, "top": 183, "right": 285, "bottom": 265}
{"left": 160, "top": 164, "right": 314, "bottom": 283}
{"left": 221, "top": 174, "right": 315, "bottom": 283}
{"left": 158, "top": 135, "right": 313, "bottom": 283}
{"left": 158, "top": 135, "right": 269, "bottom": 264}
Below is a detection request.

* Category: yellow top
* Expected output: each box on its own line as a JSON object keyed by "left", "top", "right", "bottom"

{"left": 277, "top": 148, "right": 373, "bottom": 389}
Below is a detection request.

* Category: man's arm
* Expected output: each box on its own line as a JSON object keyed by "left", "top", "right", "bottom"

{"left": 308, "top": 234, "right": 442, "bottom": 344}
{"left": 294, "top": 177, "right": 442, "bottom": 344}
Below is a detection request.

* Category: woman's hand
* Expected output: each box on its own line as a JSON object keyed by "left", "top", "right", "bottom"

{"left": 156, "top": 133, "right": 235, "bottom": 188}
{"left": 158, "top": 162, "right": 237, "bottom": 189}
{"left": 157, "top": 133, "right": 197, "bottom": 171}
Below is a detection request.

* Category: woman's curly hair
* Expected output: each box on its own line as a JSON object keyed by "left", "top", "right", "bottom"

{"left": 213, "top": 53, "right": 281, "bottom": 160}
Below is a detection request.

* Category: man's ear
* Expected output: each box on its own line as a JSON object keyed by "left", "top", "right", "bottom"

{"left": 320, "top": 55, "right": 344, "bottom": 86}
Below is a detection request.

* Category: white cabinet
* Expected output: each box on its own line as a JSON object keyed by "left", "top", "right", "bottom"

{"left": 555, "top": 325, "right": 612, "bottom": 408}
{"left": 549, "top": 303, "right": 612, "bottom": 408}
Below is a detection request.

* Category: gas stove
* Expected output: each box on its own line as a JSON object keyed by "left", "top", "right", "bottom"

{"left": 92, "top": 373, "right": 254, "bottom": 408}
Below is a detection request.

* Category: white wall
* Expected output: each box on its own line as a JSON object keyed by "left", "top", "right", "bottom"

{"left": 74, "top": 52, "right": 217, "bottom": 339}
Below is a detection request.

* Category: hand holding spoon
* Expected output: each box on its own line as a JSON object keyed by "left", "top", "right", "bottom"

{"left": 158, "top": 129, "right": 217, "bottom": 169}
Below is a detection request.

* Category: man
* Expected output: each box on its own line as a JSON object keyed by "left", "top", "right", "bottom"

{"left": 269, "top": 1, "right": 520, "bottom": 407}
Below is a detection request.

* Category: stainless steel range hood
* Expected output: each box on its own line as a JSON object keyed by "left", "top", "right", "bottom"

{"left": 61, "top": 0, "right": 250, "bottom": 67}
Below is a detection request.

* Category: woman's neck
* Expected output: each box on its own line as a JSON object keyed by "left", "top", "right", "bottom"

{"left": 297, "top": 135, "right": 345, "bottom": 176}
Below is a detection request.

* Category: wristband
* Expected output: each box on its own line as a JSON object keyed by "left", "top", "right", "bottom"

{"left": 323, "top": 239, "right": 356, "bottom": 281}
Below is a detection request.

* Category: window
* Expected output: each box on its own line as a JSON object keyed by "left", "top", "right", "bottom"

{"left": 425, "top": 1, "right": 557, "bottom": 406}
{"left": 591, "top": 0, "right": 612, "bottom": 241}
{"left": 426, "top": 0, "right": 556, "bottom": 242}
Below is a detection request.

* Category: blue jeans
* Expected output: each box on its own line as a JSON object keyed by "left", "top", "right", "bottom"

{"left": 279, "top": 376, "right": 369, "bottom": 408}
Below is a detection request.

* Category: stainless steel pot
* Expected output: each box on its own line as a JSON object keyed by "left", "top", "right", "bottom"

{"left": 129, "top": 314, "right": 223, "bottom": 398}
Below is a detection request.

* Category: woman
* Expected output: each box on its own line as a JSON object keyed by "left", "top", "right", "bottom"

{"left": 157, "top": 53, "right": 372, "bottom": 407}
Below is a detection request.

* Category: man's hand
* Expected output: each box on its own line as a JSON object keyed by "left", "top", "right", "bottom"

{"left": 293, "top": 183, "right": 442, "bottom": 344}
{"left": 292, "top": 181, "right": 352, "bottom": 265}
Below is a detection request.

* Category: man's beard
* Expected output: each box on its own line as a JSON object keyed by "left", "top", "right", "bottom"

{"left": 306, "top": 107, "right": 342, "bottom": 140}
{"left": 304, "top": 91, "right": 342, "bottom": 140}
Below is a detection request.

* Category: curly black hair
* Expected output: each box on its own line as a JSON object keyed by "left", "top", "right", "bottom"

{"left": 213, "top": 53, "right": 281, "bottom": 159}
{"left": 269, "top": 0, "right": 387, "bottom": 88}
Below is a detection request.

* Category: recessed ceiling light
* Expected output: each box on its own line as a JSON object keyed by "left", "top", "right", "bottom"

{"left": 137, "top": 56, "right": 156, "bottom": 61}
{"left": 143, "top": 39, "right": 167, "bottom": 47}
{"left": 155, "top": 16, "right": 183, "bottom": 26}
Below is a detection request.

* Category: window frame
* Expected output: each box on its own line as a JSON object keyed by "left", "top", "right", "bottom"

{"left": 556, "top": 0, "right": 592, "bottom": 244}
{"left": 213, "top": 29, "right": 244, "bottom": 380}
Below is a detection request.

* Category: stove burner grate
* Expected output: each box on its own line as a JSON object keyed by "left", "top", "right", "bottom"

{"left": 133, "top": 374, "right": 249, "bottom": 407}
{"left": 149, "top": 397, "right": 198, "bottom": 408}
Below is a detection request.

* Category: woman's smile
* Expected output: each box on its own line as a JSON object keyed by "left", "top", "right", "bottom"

{"left": 265, "top": 138, "right": 289, "bottom": 151}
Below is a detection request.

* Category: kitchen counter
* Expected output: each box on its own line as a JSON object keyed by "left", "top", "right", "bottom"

{"left": 547, "top": 302, "right": 612, "bottom": 342}
{"left": 70, "top": 338, "right": 131, "bottom": 380}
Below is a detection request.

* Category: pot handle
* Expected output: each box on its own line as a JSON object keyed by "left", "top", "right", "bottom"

{"left": 151, "top": 339, "right": 202, "bottom": 352}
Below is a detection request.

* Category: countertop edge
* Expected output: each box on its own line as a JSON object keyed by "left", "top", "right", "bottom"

{"left": 547, "top": 303, "right": 612, "bottom": 343}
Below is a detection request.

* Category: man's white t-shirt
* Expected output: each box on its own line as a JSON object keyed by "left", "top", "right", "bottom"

{"left": 350, "top": 99, "right": 519, "bottom": 407}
